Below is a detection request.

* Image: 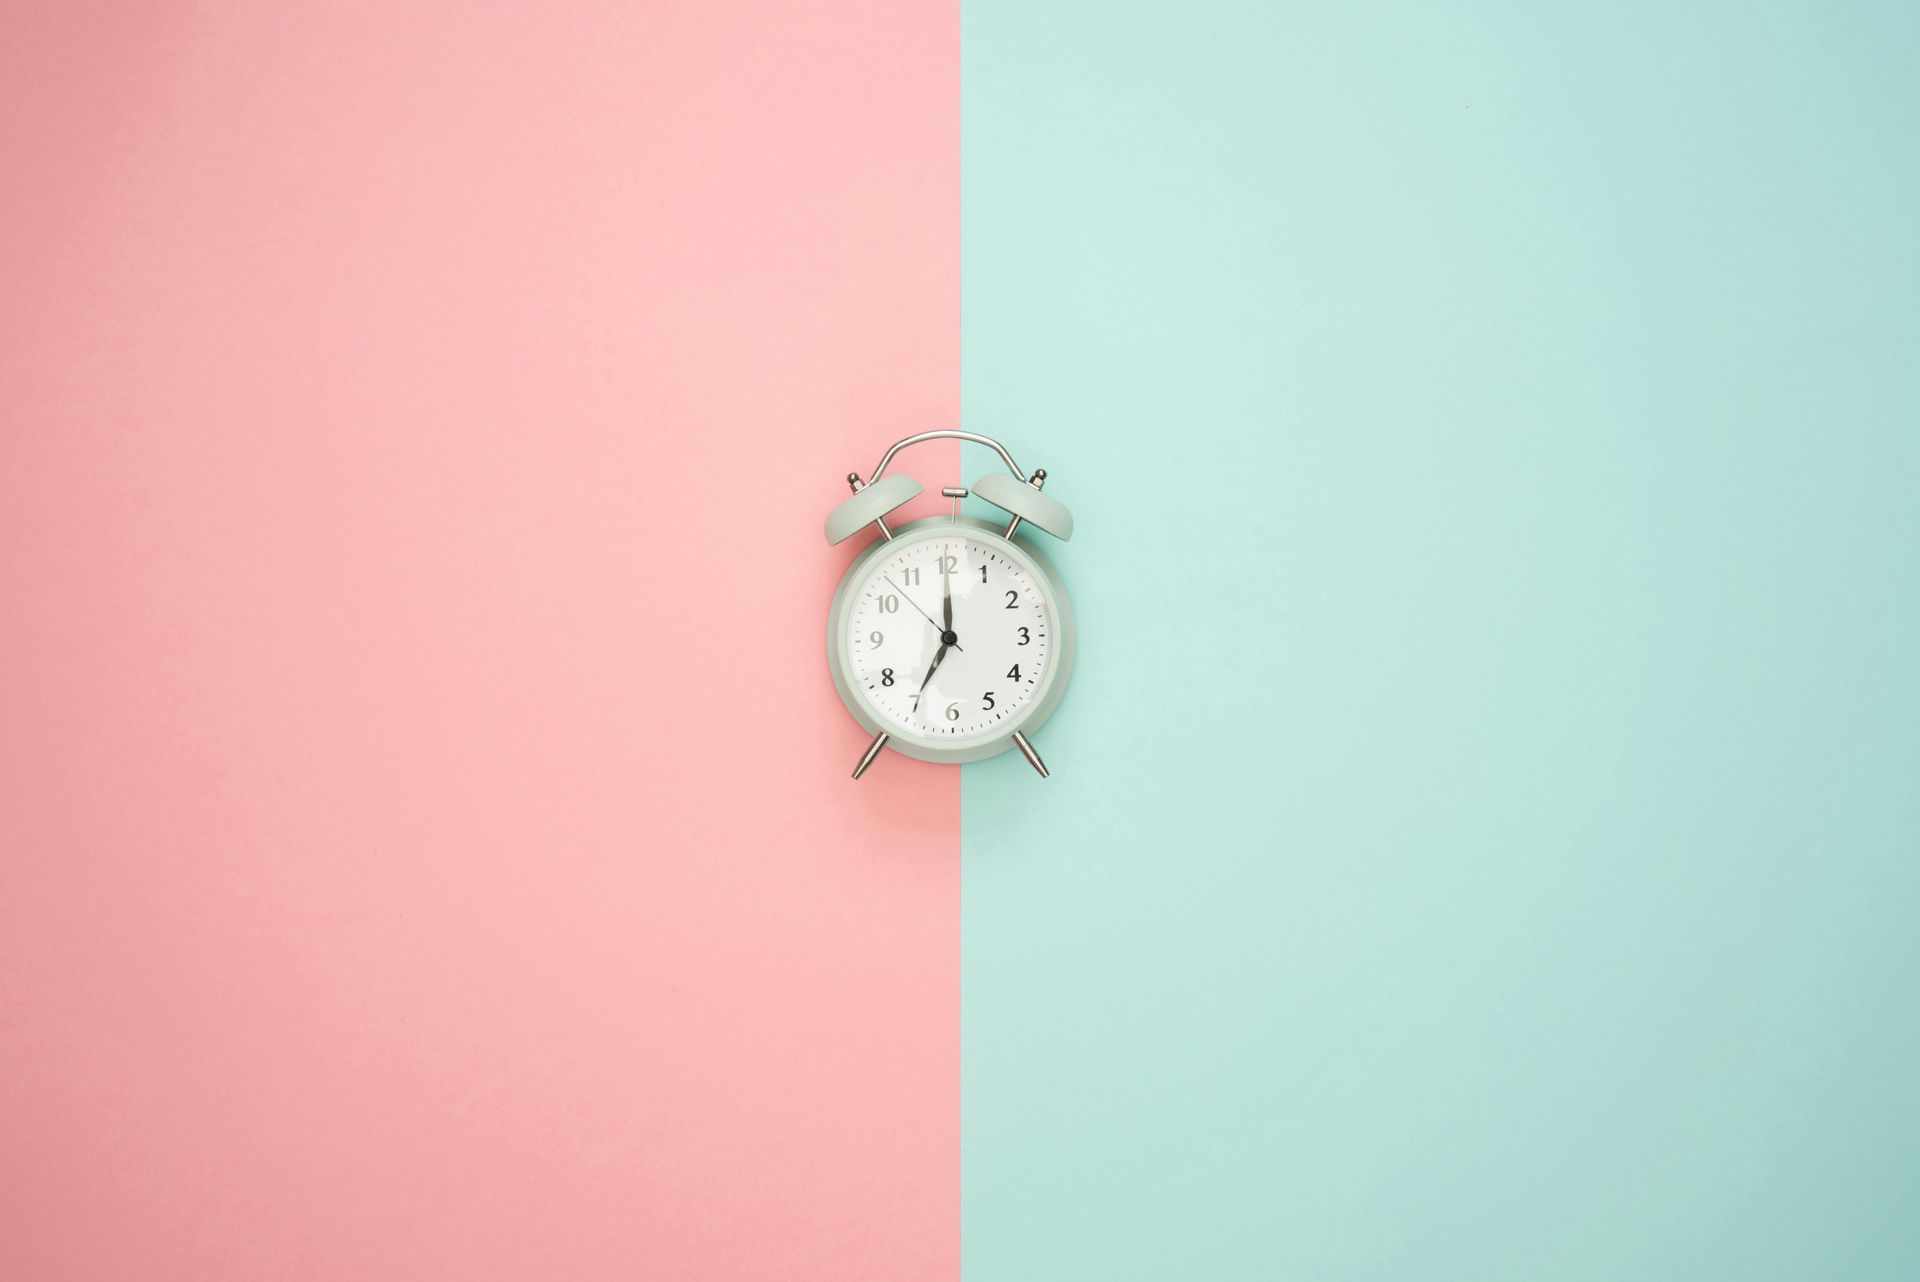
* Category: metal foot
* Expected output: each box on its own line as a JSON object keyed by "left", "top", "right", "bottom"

{"left": 1010, "top": 730, "right": 1049, "bottom": 778}
{"left": 852, "top": 731, "right": 890, "bottom": 779}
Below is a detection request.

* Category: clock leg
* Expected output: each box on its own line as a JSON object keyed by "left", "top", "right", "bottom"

{"left": 851, "top": 730, "right": 890, "bottom": 780}
{"left": 1010, "top": 730, "right": 1049, "bottom": 778}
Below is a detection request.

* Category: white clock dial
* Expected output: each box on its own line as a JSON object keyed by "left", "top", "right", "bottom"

{"left": 846, "top": 534, "right": 1053, "bottom": 741}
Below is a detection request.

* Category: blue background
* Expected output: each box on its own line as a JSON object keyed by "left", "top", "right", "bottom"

{"left": 962, "top": 3, "right": 1920, "bottom": 1276}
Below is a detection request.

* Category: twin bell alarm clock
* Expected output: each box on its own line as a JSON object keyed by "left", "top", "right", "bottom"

{"left": 824, "top": 430, "right": 1075, "bottom": 780}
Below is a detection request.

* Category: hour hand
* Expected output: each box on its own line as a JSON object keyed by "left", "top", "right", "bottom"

{"left": 916, "top": 642, "right": 950, "bottom": 697}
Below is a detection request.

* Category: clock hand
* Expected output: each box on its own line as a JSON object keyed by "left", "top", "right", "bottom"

{"left": 884, "top": 574, "right": 963, "bottom": 651}
{"left": 916, "top": 641, "right": 950, "bottom": 700}
{"left": 941, "top": 548, "right": 954, "bottom": 633}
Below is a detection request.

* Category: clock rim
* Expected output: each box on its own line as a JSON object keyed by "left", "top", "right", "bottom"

{"left": 826, "top": 516, "right": 1076, "bottom": 764}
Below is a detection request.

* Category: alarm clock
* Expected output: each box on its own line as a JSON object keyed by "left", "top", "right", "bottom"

{"left": 824, "top": 430, "right": 1075, "bottom": 780}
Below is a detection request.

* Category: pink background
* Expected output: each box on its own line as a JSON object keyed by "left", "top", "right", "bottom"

{"left": 2, "top": 2, "right": 958, "bottom": 1277}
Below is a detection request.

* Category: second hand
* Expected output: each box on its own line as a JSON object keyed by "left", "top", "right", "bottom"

{"left": 884, "top": 574, "right": 963, "bottom": 651}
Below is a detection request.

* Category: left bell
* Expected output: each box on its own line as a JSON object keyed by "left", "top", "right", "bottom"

{"left": 824, "top": 473, "right": 922, "bottom": 544}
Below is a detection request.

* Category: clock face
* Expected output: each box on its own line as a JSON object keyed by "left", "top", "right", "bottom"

{"left": 845, "top": 531, "right": 1054, "bottom": 742}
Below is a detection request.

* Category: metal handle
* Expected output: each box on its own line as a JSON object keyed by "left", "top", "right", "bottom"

{"left": 868, "top": 430, "right": 1027, "bottom": 486}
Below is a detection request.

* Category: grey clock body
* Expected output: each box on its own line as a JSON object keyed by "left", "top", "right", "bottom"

{"left": 826, "top": 516, "right": 1076, "bottom": 765}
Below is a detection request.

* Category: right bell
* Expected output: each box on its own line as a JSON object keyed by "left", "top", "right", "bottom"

{"left": 972, "top": 472, "right": 1073, "bottom": 541}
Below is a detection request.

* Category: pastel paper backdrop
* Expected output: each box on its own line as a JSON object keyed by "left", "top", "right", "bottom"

{"left": 5, "top": 1, "right": 1919, "bottom": 1279}
{"left": 962, "top": 2, "right": 1920, "bottom": 1278}
{"left": 3, "top": 2, "right": 956, "bottom": 1278}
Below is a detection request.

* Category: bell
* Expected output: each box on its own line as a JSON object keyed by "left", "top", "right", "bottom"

{"left": 971, "top": 471, "right": 1073, "bottom": 541}
{"left": 824, "top": 473, "right": 922, "bottom": 545}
